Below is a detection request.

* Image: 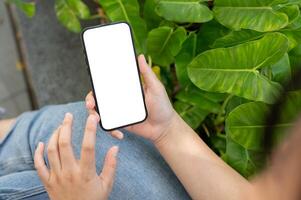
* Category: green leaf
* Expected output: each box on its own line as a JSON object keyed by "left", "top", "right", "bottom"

{"left": 188, "top": 33, "right": 288, "bottom": 104}
{"left": 146, "top": 26, "right": 187, "bottom": 66}
{"left": 278, "top": 5, "right": 300, "bottom": 24}
{"left": 156, "top": 0, "right": 213, "bottom": 23}
{"left": 66, "top": 0, "right": 91, "bottom": 19}
{"left": 55, "top": 0, "right": 85, "bottom": 33}
{"left": 196, "top": 20, "right": 229, "bottom": 54}
{"left": 174, "top": 101, "right": 209, "bottom": 129}
{"left": 225, "top": 96, "right": 250, "bottom": 115}
{"left": 212, "top": 30, "right": 265, "bottom": 48}
{"left": 210, "top": 134, "right": 227, "bottom": 155}
{"left": 175, "top": 32, "right": 197, "bottom": 87}
{"left": 175, "top": 84, "right": 222, "bottom": 114}
{"left": 213, "top": 0, "right": 289, "bottom": 32}
{"left": 271, "top": 53, "right": 291, "bottom": 85}
{"left": 226, "top": 91, "right": 301, "bottom": 151}
{"left": 289, "top": 44, "right": 301, "bottom": 70}
{"left": 99, "top": 0, "right": 148, "bottom": 54}
{"left": 9, "top": 0, "right": 35, "bottom": 18}
{"left": 283, "top": 16, "right": 301, "bottom": 30}
{"left": 226, "top": 102, "right": 270, "bottom": 151}
{"left": 224, "top": 137, "right": 264, "bottom": 178}
{"left": 143, "top": 0, "right": 162, "bottom": 30}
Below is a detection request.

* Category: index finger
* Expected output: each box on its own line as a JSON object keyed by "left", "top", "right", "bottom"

{"left": 80, "top": 114, "right": 98, "bottom": 173}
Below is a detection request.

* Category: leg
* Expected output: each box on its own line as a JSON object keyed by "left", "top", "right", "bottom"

{"left": 0, "top": 118, "right": 15, "bottom": 140}
{"left": 0, "top": 102, "right": 190, "bottom": 200}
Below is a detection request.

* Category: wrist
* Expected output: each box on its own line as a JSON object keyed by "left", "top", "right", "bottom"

{"left": 153, "top": 111, "right": 183, "bottom": 148}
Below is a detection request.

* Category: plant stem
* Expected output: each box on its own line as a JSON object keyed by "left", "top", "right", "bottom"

{"left": 202, "top": 124, "right": 210, "bottom": 137}
{"left": 148, "top": 55, "right": 152, "bottom": 67}
{"left": 215, "top": 94, "right": 234, "bottom": 125}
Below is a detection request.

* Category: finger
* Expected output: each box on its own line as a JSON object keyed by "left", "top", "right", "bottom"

{"left": 110, "top": 130, "right": 124, "bottom": 140}
{"left": 138, "top": 55, "right": 160, "bottom": 89}
{"left": 34, "top": 142, "right": 50, "bottom": 183}
{"left": 85, "top": 91, "right": 101, "bottom": 119}
{"left": 80, "top": 115, "right": 98, "bottom": 172}
{"left": 47, "top": 127, "right": 61, "bottom": 174}
{"left": 99, "top": 146, "right": 119, "bottom": 190}
{"left": 86, "top": 91, "right": 96, "bottom": 110}
{"left": 58, "top": 113, "right": 77, "bottom": 170}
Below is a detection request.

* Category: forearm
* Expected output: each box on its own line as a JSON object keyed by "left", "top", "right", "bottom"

{"left": 154, "top": 113, "right": 251, "bottom": 200}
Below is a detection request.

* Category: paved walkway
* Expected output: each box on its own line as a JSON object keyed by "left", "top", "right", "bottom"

{"left": 0, "top": 1, "right": 31, "bottom": 118}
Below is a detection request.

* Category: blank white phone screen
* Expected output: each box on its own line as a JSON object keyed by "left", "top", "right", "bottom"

{"left": 82, "top": 23, "right": 147, "bottom": 130}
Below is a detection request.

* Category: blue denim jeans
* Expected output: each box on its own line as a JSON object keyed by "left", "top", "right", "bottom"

{"left": 0, "top": 102, "right": 190, "bottom": 200}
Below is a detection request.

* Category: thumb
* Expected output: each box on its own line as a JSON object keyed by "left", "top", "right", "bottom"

{"left": 99, "top": 146, "right": 119, "bottom": 190}
{"left": 138, "top": 55, "right": 160, "bottom": 89}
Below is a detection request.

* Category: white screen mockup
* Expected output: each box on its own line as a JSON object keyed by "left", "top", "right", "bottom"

{"left": 82, "top": 23, "right": 147, "bottom": 130}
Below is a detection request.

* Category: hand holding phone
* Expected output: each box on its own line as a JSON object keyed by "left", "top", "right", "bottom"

{"left": 82, "top": 23, "right": 147, "bottom": 131}
{"left": 86, "top": 55, "right": 178, "bottom": 143}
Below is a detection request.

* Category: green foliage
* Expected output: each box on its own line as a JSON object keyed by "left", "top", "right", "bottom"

{"left": 8, "top": 0, "right": 35, "bottom": 17}
{"left": 11, "top": 0, "right": 301, "bottom": 178}
{"left": 156, "top": 0, "right": 213, "bottom": 23}
{"left": 55, "top": 0, "right": 91, "bottom": 33}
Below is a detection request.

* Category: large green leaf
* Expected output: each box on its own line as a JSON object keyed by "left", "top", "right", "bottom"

{"left": 9, "top": 0, "right": 35, "bottom": 18}
{"left": 223, "top": 137, "right": 265, "bottom": 178}
{"left": 278, "top": 5, "right": 300, "bottom": 24}
{"left": 175, "top": 32, "right": 197, "bottom": 87}
{"left": 156, "top": 0, "right": 213, "bottom": 23}
{"left": 99, "top": 0, "right": 147, "bottom": 53}
{"left": 271, "top": 53, "right": 291, "bottom": 84}
{"left": 143, "top": 0, "right": 162, "bottom": 30}
{"left": 55, "top": 0, "right": 90, "bottom": 33}
{"left": 213, "top": 0, "right": 290, "bottom": 32}
{"left": 175, "top": 84, "right": 223, "bottom": 114}
{"left": 188, "top": 33, "right": 289, "bottom": 104}
{"left": 174, "top": 101, "right": 209, "bottom": 129}
{"left": 226, "top": 91, "right": 301, "bottom": 151}
{"left": 146, "top": 26, "right": 187, "bottom": 66}
{"left": 196, "top": 20, "right": 229, "bottom": 54}
{"left": 226, "top": 102, "right": 270, "bottom": 151}
{"left": 212, "top": 30, "right": 265, "bottom": 48}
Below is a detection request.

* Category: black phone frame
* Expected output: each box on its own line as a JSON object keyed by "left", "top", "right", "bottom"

{"left": 81, "top": 22, "right": 148, "bottom": 131}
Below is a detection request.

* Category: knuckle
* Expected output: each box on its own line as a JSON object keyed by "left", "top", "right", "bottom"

{"left": 63, "top": 172, "right": 75, "bottom": 182}
{"left": 82, "top": 144, "right": 94, "bottom": 153}
{"left": 34, "top": 162, "right": 43, "bottom": 170}
{"left": 47, "top": 146, "right": 56, "bottom": 154}
{"left": 86, "top": 124, "right": 96, "bottom": 133}
{"left": 59, "top": 139, "right": 70, "bottom": 148}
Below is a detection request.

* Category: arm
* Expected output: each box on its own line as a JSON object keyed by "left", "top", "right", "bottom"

{"left": 155, "top": 112, "right": 250, "bottom": 200}
{"left": 86, "top": 55, "right": 252, "bottom": 200}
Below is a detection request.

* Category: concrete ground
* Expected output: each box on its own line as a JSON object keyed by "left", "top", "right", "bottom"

{"left": 0, "top": 1, "right": 31, "bottom": 118}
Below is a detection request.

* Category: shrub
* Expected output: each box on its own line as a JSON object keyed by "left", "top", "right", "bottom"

{"left": 11, "top": 0, "right": 301, "bottom": 177}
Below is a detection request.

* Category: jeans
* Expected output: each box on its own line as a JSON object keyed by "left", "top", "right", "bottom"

{"left": 0, "top": 102, "right": 190, "bottom": 200}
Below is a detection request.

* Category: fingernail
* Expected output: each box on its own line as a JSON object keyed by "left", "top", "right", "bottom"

{"left": 112, "top": 146, "right": 119, "bottom": 157}
{"left": 64, "top": 113, "right": 73, "bottom": 121}
{"left": 37, "top": 142, "right": 43, "bottom": 149}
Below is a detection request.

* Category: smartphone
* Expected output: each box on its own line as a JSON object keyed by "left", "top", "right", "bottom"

{"left": 81, "top": 22, "right": 147, "bottom": 131}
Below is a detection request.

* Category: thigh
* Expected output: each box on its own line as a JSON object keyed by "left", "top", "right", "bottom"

{"left": 0, "top": 102, "right": 190, "bottom": 200}
{"left": 0, "top": 170, "right": 48, "bottom": 200}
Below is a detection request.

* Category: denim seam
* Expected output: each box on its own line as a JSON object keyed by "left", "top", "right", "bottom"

{"left": 0, "top": 185, "right": 46, "bottom": 200}
{"left": 0, "top": 156, "right": 34, "bottom": 175}
{"left": 0, "top": 156, "right": 33, "bottom": 168}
